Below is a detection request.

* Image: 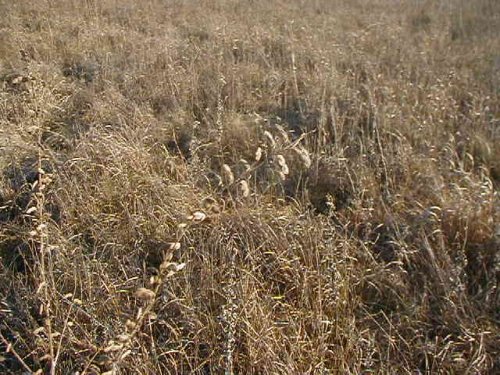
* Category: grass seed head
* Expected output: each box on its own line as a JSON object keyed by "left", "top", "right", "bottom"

{"left": 238, "top": 180, "right": 250, "bottom": 198}
{"left": 276, "top": 154, "right": 289, "bottom": 175}
{"left": 125, "top": 320, "right": 136, "bottom": 331}
{"left": 255, "top": 146, "right": 263, "bottom": 162}
{"left": 263, "top": 131, "right": 276, "bottom": 148}
{"left": 190, "top": 211, "right": 207, "bottom": 222}
{"left": 239, "top": 158, "right": 251, "bottom": 171}
{"left": 293, "top": 146, "right": 312, "bottom": 169}
{"left": 134, "top": 288, "right": 155, "bottom": 301}
{"left": 221, "top": 164, "right": 235, "bottom": 185}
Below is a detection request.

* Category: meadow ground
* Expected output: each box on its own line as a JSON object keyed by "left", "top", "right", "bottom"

{"left": 0, "top": 0, "right": 499, "bottom": 373}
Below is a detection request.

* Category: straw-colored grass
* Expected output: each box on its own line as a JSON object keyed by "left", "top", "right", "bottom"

{"left": 1, "top": 0, "right": 498, "bottom": 373}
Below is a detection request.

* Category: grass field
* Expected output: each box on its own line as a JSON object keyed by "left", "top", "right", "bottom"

{"left": 0, "top": 0, "right": 499, "bottom": 373}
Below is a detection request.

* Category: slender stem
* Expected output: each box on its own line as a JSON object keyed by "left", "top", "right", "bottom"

{"left": 36, "top": 136, "right": 55, "bottom": 375}
{"left": 0, "top": 330, "right": 34, "bottom": 374}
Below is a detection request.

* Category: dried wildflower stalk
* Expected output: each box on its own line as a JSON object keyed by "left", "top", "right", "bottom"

{"left": 30, "top": 138, "right": 57, "bottom": 375}
{"left": 107, "top": 211, "right": 207, "bottom": 373}
{"left": 220, "top": 240, "right": 239, "bottom": 375}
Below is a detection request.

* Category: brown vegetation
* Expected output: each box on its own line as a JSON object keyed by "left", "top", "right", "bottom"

{"left": 0, "top": 0, "right": 499, "bottom": 373}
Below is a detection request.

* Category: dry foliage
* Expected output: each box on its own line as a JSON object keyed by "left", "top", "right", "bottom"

{"left": 0, "top": 0, "right": 499, "bottom": 374}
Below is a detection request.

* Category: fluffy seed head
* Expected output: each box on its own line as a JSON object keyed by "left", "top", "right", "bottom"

{"left": 255, "top": 147, "right": 263, "bottom": 162}
{"left": 125, "top": 320, "right": 136, "bottom": 330}
{"left": 221, "top": 164, "right": 235, "bottom": 185}
{"left": 134, "top": 288, "right": 155, "bottom": 301}
{"left": 275, "top": 125, "right": 290, "bottom": 143}
{"left": 239, "top": 158, "right": 251, "bottom": 171}
{"left": 293, "top": 146, "right": 312, "bottom": 169}
{"left": 116, "top": 334, "right": 130, "bottom": 343}
{"left": 191, "top": 211, "right": 207, "bottom": 222}
{"left": 263, "top": 131, "right": 276, "bottom": 148}
{"left": 276, "top": 154, "right": 289, "bottom": 175}
{"left": 238, "top": 180, "right": 250, "bottom": 198}
{"left": 174, "top": 262, "right": 186, "bottom": 271}
{"left": 202, "top": 197, "right": 221, "bottom": 213}
{"left": 104, "top": 342, "right": 124, "bottom": 352}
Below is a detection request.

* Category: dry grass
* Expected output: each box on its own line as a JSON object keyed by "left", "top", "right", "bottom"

{"left": 0, "top": 0, "right": 499, "bottom": 373}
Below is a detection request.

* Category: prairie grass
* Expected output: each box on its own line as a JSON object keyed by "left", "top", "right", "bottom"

{"left": 0, "top": 0, "right": 498, "bottom": 373}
